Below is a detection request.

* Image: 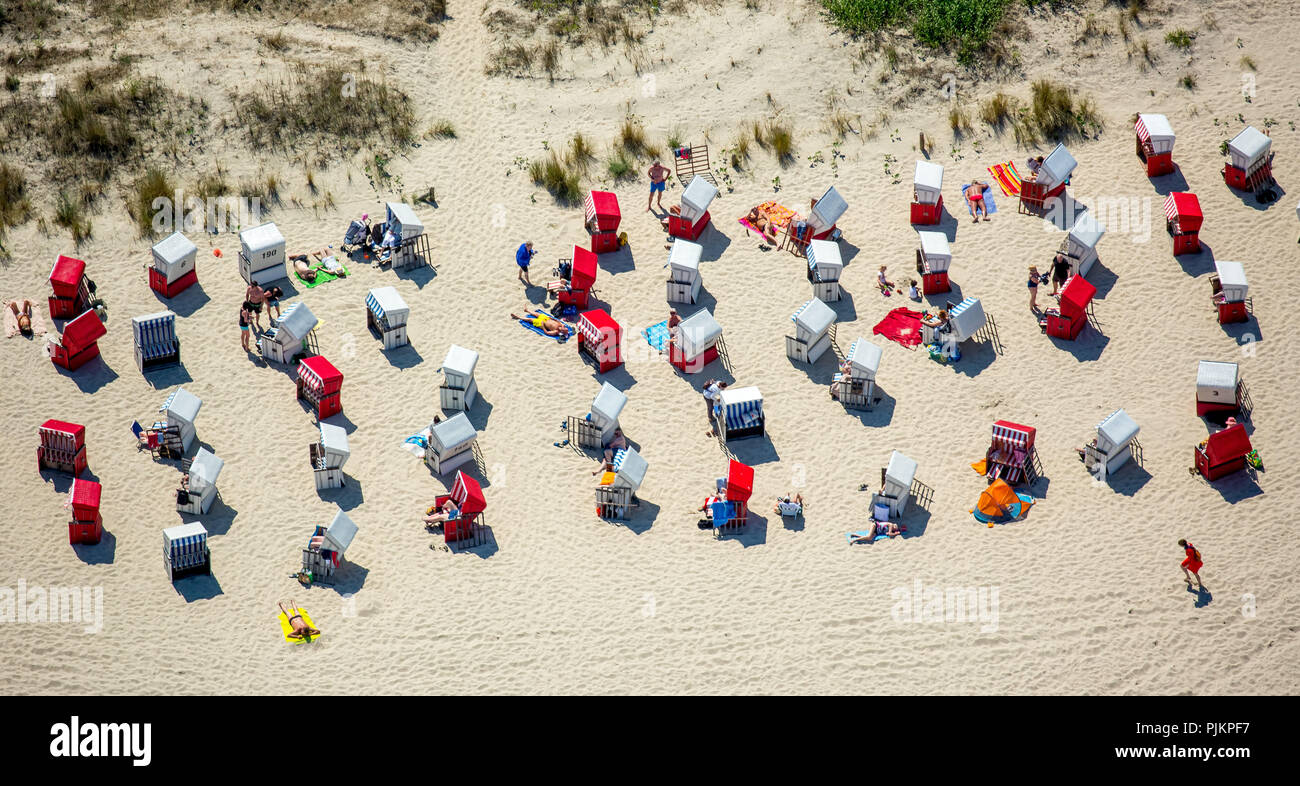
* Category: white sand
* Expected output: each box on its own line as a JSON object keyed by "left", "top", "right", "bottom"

{"left": 1, "top": 1, "right": 1298, "bottom": 694}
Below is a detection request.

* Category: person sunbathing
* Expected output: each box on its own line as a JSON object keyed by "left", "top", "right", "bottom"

{"left": 8, "top": 298, "right": 34, "bottom": 336}
{"left": 423, "top": 498, "right": 460, "bottom": 527}
{"left": 744, "top": 206, "right": 770, "bottom": 234}
{"left": 603, "top": 428, "right": 627, "bottom": 464}
{"left": 965, "top": 180, "right": 991, "bottom": 222}
{"left": 773, "top": 494, "right": 804, "bottom": 516}
{"left": 511, "top": 310, "right": 571, "bottom": 338}
{"left": 849, "top": 520, "right": 901, "bottom": 544}
{"left": 278, "top": 601, "right": 321, "bottom": 639}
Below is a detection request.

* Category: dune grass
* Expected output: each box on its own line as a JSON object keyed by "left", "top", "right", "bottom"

{"left": 822, "top": 0, "right": 1011, "bottom": 63}
{"left": 128, "top": 168, "right": 174, "bottom": 238}
{"left": 0, "top": 159, "right": 32, "bottom": 243}
{"left": 1165, "top": 28, "right": 1195, "bottom": 49}
{"left": 606, "top": 150, "right": 634, "bottom": 181}
{"left": 529, "top": 150, "right": 582, "bottom": 205}
{"left": 54, "top": 189, "right": 91, "bottom": 245}
{"left": 980, "top": 92, "right": 1016, "bottom": 127}
{"left": 426, "top": 120, "right": 457, "bottom": 140}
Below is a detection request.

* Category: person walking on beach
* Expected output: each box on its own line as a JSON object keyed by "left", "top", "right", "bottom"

{"left": 647, "top": 160, "right": 670, "bottom": 211}
{"left": 516, "top": 241, "right": 536, "bottom": 286}
{"left": 703, "top": 379, "right": 726, "bottom": 436}
{"left": 1178, "top": 539, "right": 1205, "bottom": 589}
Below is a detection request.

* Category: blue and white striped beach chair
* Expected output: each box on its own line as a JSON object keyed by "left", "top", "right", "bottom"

{"left": 132, "top": 310, "right": 180, "bottom": 373}
{"left": 163, "top": 522, "right": 210, "bottom": 582}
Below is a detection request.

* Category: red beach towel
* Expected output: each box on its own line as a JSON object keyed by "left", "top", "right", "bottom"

{"left": 873, "top": 307, "right": 924, "bottom": 348}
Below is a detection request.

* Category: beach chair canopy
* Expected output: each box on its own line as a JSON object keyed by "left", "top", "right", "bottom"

{"left": 584, "top": 190, "right": 621, "bottom": 231}
{"left": 450, "top": 470, "right": 486, "bottom": 516}
{"left": 385, "top": 202, "right": 424, "bottom": 240}
{"left": 160, "top": 387, "right": 202, "bottom": 425}
{"left": 992, "top": 420, "right": 1036, "bottom": 451}
{"left": 1197, "top": 360, "right": 1239, "bottom": 402}
{"left": 323, "top": 509, "right": 358, "bottom": 554}
{"left": 974, "top": 479, "right": 1028, "bottom": 522}
{"left": 50, "top": 255, "right": 87, "bottom": 293}
{"left": 791, "top": 298, "right": 836, "bottom": 340}
{"left": 677, "top": 309, "right": 722, "bottom": 358}
{"left": 1058, "top": 276, "right": 1096, "bottom": 319}
{"left": 59, "top": 311, "right": 106, "bottom": 353}
{"left": 1038, "top": 144, "right": 1077, "bottom": 189}
{"left": 590, "top": 382, "right": 627, "bottom": 426}
{"left": 726, "top": 460, "right": 754, "bottom": 503}
{"left": 1227, "top": 126, "right": 1271, "bottom": 170}
{"left": 720, "top": 386, "right": 763, "bottom": 430}
{"left": 809, "top": 186, "right": 848, "bottom": 233}
{"left": 1135, "top": 113, "right": 1175, "bottom": 154}
{"left": 319, "top": 422, "right": 350, "bottom": 467}
{"left": 152, "top": 232, "right": 197, "bottom": 278}
{"left": 947, "top": 297, "right": 986, "bottom": 342}
{"left": 430, "top": 412, "right": 477, "bottom": 454}
{"left": 1204, "top": 424, "right": 1251, "bottom": 465}
{"left": 187, "top": 448, "right": 224, "bottom": 494}
{"left": 442, "top": 344, "right": 479, "bottom": 380}
{"left": 1068, "top": 211, "right": 1106, "bottom": 252}
{"left": 679, "top": 176, "right": 718, "bottom": 224}
{"left": 240, "top": 222, "right": 284, "bottom": 258}
{"left": 885, "top": 450, "right": 918, "bottom": 493}
{"left": 916, "top": 230, "right": 951, "bottom": 266}
{"left": 69, "top": 477, "right": 102, "bottom": 512}
{"left": 914, "top": 160, "right": 944, "bottom": 201}
{"left": 1095, "top": 409, "right": 1139, "bottom": 454}
{"left": 845, "top": 338, "right": 882, "bottom": 380}
{"left": 610, "top": 447, "right": 647, "bottom": 491}
{"left": 668, "top": 239, "right": 703, "bottom": 278}
{"left": 806, "top": 239, "right": 843, "bottom": 279}
{"left": 1163, "top": 192, "right": 1202, "bottom": 233}
{"left": 578, "top": 309, "right": 620, "bottom": 348}
{"left": 367, "top": 286, "right": 409, "bottom": 327}
{"left": 299, "top": 355, "right": 343, "bottom": 388}
{"left": 132, "top": 311, "right": 177, "bottom": 355}
{"left": 571, "top": 246, "right": 598, "bottom": 290}
{"left": 1214, "top": 261, "right": 1248, "bottom": 302}
{"left": 275, "top": 302, "right": 318, "bottom": 344}
{"left": 163, "top": 521, "right": 208, "bottom": 550}
{"left": 40, "top": 419, "right": 85, "bottom": 446}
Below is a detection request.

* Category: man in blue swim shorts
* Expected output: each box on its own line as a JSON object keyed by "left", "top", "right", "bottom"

{"left": 647, "top": 160, "right": 669, "bottom": 211}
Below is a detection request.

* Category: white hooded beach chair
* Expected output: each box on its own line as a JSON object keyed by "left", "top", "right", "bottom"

{"left": 1061, "top": 211, "right": 1105, "bottom": 278}
{"left": 834, "top": 338, "right": 881, "bottom": 410}
{"left": 163, "top": 522, "right": 210, "bottom": 582}
{"left": 1210, "top": 261, "right": 1251, "bottom": 324}
{"left": 912, "top": 161, "right": 944, "bottom": 224}
{"left": 925, "top": 297, "right": 992, "bottom": 361}
{"left": 670, "top": 308, "right": 724, "bottom": 373}
{"left": 808, "top": 186, "right": 847, "bottom": 238}
{"left": 384, "top": 202, "right": 430, "bottom": 269}
{"left": 786, "top": 298, "right": 836, "bottom": 363}
{"left": 669, "top": 176, "right": 718, "bottom": 241}
{"left": 261, "top": 301, "right": 317, "bottom": 363}
{"left": 132, "top": 310, "right": 181, "bottom": 373}
{"left": 1135, "top": 113, "right": 1175, "bottom": 176}
{"left": 439, "top": 344, "right": 480, "bottom": 411}
{"left": 423, "top": 412, "right": 480, "bottom": 475}
{"left": 1019, "top": 143, "right": 1075, "bottom": 212}
{"left": 1196, "top": 360, "right": 1251, "bottom": 419}
{"left": 666, "top": 239, "right": 704, "bottom": 304}
{"left": 158, "top": 387, "right": 201, "bottom": 453}
{"left": 366, "top": 286, "right": 409, "bottom": 349}
{"left": 718, "top": 386, "right": 764, "bottom": 441}
{"left": 303, "top": 509, "right": 358, "bottom": 581}
{"left": 871, "top": 450, "right": 918, "bottom": 519}
{"left": 806, "top": 238, "right": 844, "bottom": 301}
{"left": 596, "top": 447, "right": 647, "bottom": 521}
{"left": 149, "top": 232, "right": 198, "bottom": 297}
{"left": 915, "top": 230, "right": 952, "bottom": 294}
{"left": 238, "top": 222, "right": 286, "bottom": 286}
{"left": 567, "top": 382, "right": 627, "bottom": 451}
{"left": 178, "top": 448, "right": 223, "bottom": 515}
{"left": 310, "top": 422, "right": 350, "bottom": 490}
{"left": 1223, "top": 126, "right": 1273, "bottom": 191}
{"left": 1084, "top": 409, "right": 1141, "bottom": 477}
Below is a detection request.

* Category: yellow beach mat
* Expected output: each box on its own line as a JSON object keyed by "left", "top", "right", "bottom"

{"left": 278, "top": 610, "right": 321, "bottom": 644}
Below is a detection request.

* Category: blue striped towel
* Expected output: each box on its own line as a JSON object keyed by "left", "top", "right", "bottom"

{"left": 642, "top": 320, "right": 670, "bottom": 351}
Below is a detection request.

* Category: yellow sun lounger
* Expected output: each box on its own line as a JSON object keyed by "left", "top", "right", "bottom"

{"left": 278, "top": 609, "right": 321, "bottom": 644}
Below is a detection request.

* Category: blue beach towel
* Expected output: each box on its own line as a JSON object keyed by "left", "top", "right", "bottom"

{"left": 642, "top": 320, "right": 670, "bottom": 351}
{"left": 519, "top": 319, "right": 569, "bottom": 342}
{"left": 962, "top": 183, "right": 998, "bottom": 215}
{"left": 845, "top": 530, "right": 888, "bottom": 544}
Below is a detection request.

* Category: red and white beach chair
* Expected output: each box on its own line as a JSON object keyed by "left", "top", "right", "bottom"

{"left": 297, "top": 356, "right": 343, "bottom": 419}
{"left": 584, "top": 190, "right": 621, "bottom": 253}
{"left": 669, "top": 176, "right": 717, "bottom": 241}
{"left": 38, "top": 419, "right": 87, "bottom": 476}
{"left": 435, "top": 471, "right": 487, "bottom": 545}
{"left": 1019, "top": 143, "right": 1075, "bottom": 213}
{"left": 1196, "top": 360, "right": 1251, "bottom": 420}
{"left": 549, "top": 245, "right": 598, "bottom": 310}
{"left": 577, "top": 309, "right": 623, "bottom": 373}
{"left": 1195, "top": 423, "right": 1252, "bottom": 481}
{"left": 706, "top": 459, "right": 754, "bottom": 535}
{"left": 911, "top": 161, "right": 944, "bottom": 224}
{"left": 238, "top": 222, "right": 286, "bottom": 286}
{"left": 669, "top": 308, "right": 723, "bottom": 374}
{"left": 1164, "top": 192, "right": 1203, "bottom": 256}
{"left": 439, "top": 344, "right": 480, "bottom": 411}
{"left": 915, "top": 230, "right": 952, "bottom": 295}
{"left": 1209, "top": 261, "right": 1251, "bottom": 324}
{"left": 1222, "top": 126, "right": 1274, "bottom": 192}
{"left": 1135, "top": 113, "right": 1176, "bottom": 176}
{"left": 65, "top": 478, "right": 103, "bottom": 545}
{"left": 149, "top": 232, "right": 198, "bottom": 298}
{"left": 666, "top": 239, "right": 703, "bottom": 304}
{"left": 982, "top": 421, "right": 1043, "bottom": 486}
{"left": 47, "top": 310, "right": 106, "bottom": 371}
{"left": 48, "top": 255, "right": 93, "bottom": 320}
{"left": 1043, "top": 275, "right": 1095, "bottom": 340}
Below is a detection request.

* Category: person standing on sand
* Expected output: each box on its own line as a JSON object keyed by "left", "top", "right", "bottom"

{"left": 239, "top": 302, "right": 253, "bottom": 353}
{"left": 516, "top": 241, "right": 536, "bottom": 286}
{"left": 647, "top": 160, "right": 670, "bottom": 211}
{"left": 1050, "top": 253, "right": 1071, "bottom": 297}
{"left": 1027, "top": 266, "right": 1043, "bottom": 311}
{"left": 1178, "top": 539, "right": 1205, "bottom": 589}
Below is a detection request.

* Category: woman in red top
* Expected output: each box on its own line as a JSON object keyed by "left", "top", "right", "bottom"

{"left": 1178, "top": 539, "right": 1204, "bottom": 589}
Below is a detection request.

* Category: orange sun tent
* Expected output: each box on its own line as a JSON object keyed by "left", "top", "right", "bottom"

{"left": 971, "top": 479, "right": 1034, "bottom": 524}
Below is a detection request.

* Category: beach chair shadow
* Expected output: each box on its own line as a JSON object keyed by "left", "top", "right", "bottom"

{"left": 180, "top": 496, "right": 239, "bottom": 537}
{"left": 597, "top": 245, "right": 637, "bottom": 275}
{"left": 462, "top": 395, "right": 495, "bottom": 432}
{"left": 72, "top": 529, "right": 116, "bottom": 565}
{"left": 721, "top": 435, "right": 780, "bottom": 466}
{"left": 317, "top": 561, "right": 369, "bottom": 595}
{"left": 722, "top": 511, "right": 768, "bottom": 548}
{"left": 696, "top": 226, "right": 732, "bottom": 262}
{"left": 949, "top": 340, "right": 997, "bottom": 378}
{"left": 1228, "top": 181, "right": 1286, "bottom": 211}
{"left": 1050, "top": 328, "right": 1110, "bottom": 363}
{"left": 1221, "top": 317, "right": 1263, "bottom": 345}
{"left": 1174, "top": 241, "right": 1217, "bottom": 278}
{"left": 1149, "top": 166, "right": 1190, "bottom": 195}
{"left": 847, "top": 385, "right": 896, "bottom": 428}
{"left": 1107, "top": 463, "right": 1153, "bottom": 497}
{"left": 442, "top": 524, "right": 499, "bottom": 559}
{"left": 57, "top": 357, "right": 118, "bottom": 394}
{"left": 828, "top": 289, "right": 858, "bottom": 322}
{"left": 934, "top": 210, "right": 961, "bottom": 242}
{"left": 899, "top": 504, "right": 932, "bottom": 539}
{"left": 1207, "top": 468, "right": 1264, "bottom": 504}
{"left": 152, "top": 282, "right": 210, "bottom": 317}
{"left": 617, "top": 497, "right": 658, "bottom": 536}
{"left": 588, "top": 363, "right": 638, "bottom": 391}
{"left": 383, "top": 342, "right": 424, "bottom": 369}
{"left": 41, "top": 466, "right": 98, "bottom": 493}
{"left": 317, "top": 475, "right": 364, "bottom": 510}
{"left": 1083, "top": 257, "right": 1118, "bottom": 300}
{"left": 142, "top": 362, "right": 193, "bottom": 390}
{"left": 175, "top": 573, "right": 222, "bottom": 602}
{"left": 321, "top": 412, "right": 358, "bottom": 435}
{"left": 396, "top": 263, "right": 436, "bottom": 289}
{"left": 923, "top": 281, "right": 963, "bottom": 307}
{"left": 837, "top": 239, "right": 862, "bottom": 266}
{"left": 524, "top": 282, "right": 548, "bottom": 306}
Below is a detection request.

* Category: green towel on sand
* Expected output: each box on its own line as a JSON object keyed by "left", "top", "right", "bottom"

{"left": 296, "top": 261, "right": 349, "bottom": 288}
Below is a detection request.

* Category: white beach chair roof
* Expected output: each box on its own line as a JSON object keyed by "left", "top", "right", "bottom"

{"left": 916, "top": 230, "right": 951, "bottom": 260}
{"left": 324, "top": 509, "right": 358, "bottom": 554}
{"left": 1214, "top": 261, "right": 1248, "bottom": 290}
{"left": 1096, "top": 409, "right": 1139, "bottom": 449}
{"left": 430, "top": 413, "right": 477, "bottom": 453}
{"left": 385, "top": 201, "right": 424, "bottom": 237}
{"left": 914, "top": 160, "right": 944, "bottom": 191}
{"left": 610, "top": 447, "right": 647, "bottom": 491}
{"left": 275, "top": 302, "right": 318, "bottom": 343}
{"left": 885, "top": 450, "right": 918, "bottom": 491}
{"left": 240, "top": 222, "right": 284, "bottom": 254}
{"left": 187, "top": 448, "right": 223, "bottom": 494}
{"left": 1228, "top": 126, "right": 1270, "bottom": 167}
{"left": 152, "top": 232, "right": 196, "bottom": 265}
{"left": 791, "top": 298, "right": 836, "bottom": 336}
{"left": 160, "top": 387, "right": 202, "bottom": 424}
{"left": 319, "top": 422, "right": 350, "bottom": 461}
{"left": 845, "top": 338, "right": 882, "bottom": 380}
{"left": 680, "top": 176, "right": 718, "bottom": 223}
{"left": 1136, "top": 113, "right": 1175, "bottom": 149}
{"left": 1197, "top": 360, "right": 1239, "bottom": 390}
{"left": 1069, "top": 211, "right": 1106, "bottom": 249}
{"left": 1038, "top": 144, "right": 1077, "bottom": 189}
{"left": 948, "top": 297, "right": 986, "bottom": 341}
{"left": 668, "top": 239, "right": 703, "bottom": 273}
{"left": 719, "top": 386, "right": 762, "bottom": 409}
{"left": 590, "top": 382, "right": 628, "bottom": 424}
{"left": 367, "top": 286, "right": 409, "bottom": 325}
{"left": 678, "top": 309, "right": 723, "bottom": 358}
{"left": 810, "top": 186, "right": 848, "bottom": 229}
{"left": 805, "top": 239, "right": 843, "bottom": 274}
{"left": 442, "top": 344, "right": 479, "bottom": 378}
{"left": 163, "top": 521, "right": 208, "bottom": 545}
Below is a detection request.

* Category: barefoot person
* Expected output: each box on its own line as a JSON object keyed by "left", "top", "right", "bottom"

{"left": 965, "top": 180, "right": 990, "bottom": 222}
{"left": 239, "top": 302, "right": 254, "bottom": 353}
{"left": 516, "top": 241, "right": 536, "bottom": 286}
{"left": 7, "top": 298, "right": 34, "bottom": 336}
{"left": 511, "top": 310, "right": 570, "bottom": 338}
{"left": 423, "top": 498, "right": 460, "bottom": 527}
{"left": 1027, "top": 266, "right": 1043, "bottom": 311}
{"left": 245, "top": 283, "right": 268, "bottom": 330}
{"left": 278, "top": 601, "right": 321, "bottom": 640}
{"left": 647, "top": 160, "right": 670, "bottom": 211}
{"left": 1178, "top": 539, "right": 1205, "bottom": 589}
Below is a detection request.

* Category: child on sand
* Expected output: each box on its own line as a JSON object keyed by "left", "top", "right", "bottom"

{"left": 877, "top": 265, "right": 895, "bottom": 294}
{"left": 907, "top": 279, "right": 920, "bottom": 301}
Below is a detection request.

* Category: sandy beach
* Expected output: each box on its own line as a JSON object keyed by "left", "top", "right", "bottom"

{"left": 1, "top": 0, "right": 1298, "bottom": 695}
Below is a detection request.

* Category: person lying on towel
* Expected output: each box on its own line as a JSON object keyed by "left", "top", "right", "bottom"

{"left": 511, "top": 310, "right": 571, "bottom": 338}
{"left": 424, "top": 498, "right": 460, "bottom": 527}
{"left": 848, "top": 520, "right": 902, "bottom": 544}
